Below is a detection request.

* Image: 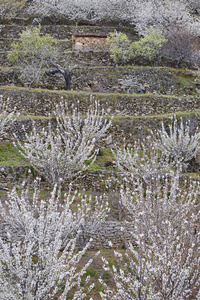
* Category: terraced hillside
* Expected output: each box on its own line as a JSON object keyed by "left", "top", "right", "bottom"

{"left": 1, "top": 19, "right": 200, "bottom": 212}
{"left": 1, "top": 11, "right": 200, "bottom": 299}
{"left": 1, "top": 20, "right": 200, "bottom": 183}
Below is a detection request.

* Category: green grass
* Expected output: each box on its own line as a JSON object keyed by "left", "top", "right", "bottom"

{"left": 0, "top": 142, "right": 28, "bottom": 166}
{"left": 0, "top": 84, "right": 194, "bottom": 99}
{"left": 2, "top": 84, "right": 199, "bottom": 103}
{"left": 179, "top": 76, "right": 195, "bottom": 88}
{"left": 0, "top": 66, "right": 12, "bottom": 72}
{"left": 111, "top": 110, "right": 200, "bottom": 122}
{"left": 15, "top": 110, "right": 200, "bottom": 123}
{"left": 71, "top": 249, "right": 124, "bottom": 300}
{"left": 0, "top": 142, "right": 114, "bottom": 171}
{"left": 88, "top": 148, "right": 114, "bottom": 171}
{"left": 18, "top": 115, "right": 50, "bottom": 120}
{"left": 186, "top": 173, "right": 200, "bottom": 180}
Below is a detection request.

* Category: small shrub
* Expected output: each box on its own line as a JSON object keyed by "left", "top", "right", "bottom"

{"left": 130, "top": 27, "right": 167, "bottom": 65}
{"left": 107, "top": 31, "right": 131, "bottom": 65}
{"left": 107, "top": 28, "right": 167, "bottom": 66}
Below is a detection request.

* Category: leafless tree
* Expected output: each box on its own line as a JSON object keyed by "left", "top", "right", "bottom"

{"left": 162, "top": 26, "right": 200, "bottom": 67}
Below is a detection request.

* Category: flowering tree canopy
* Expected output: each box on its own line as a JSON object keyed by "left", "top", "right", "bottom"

{"left": 15, "top": 99, "right": 112, "bottom": 184}
{"left": 100, "top": 174, "right": 200, "bottom": 299}
{"left": 113, "top": 116, "right": 200, "bottom": 183}
{"left": 0, "top": 95, "right": 19, "bottom": 140}
{"left": 0, "top": 183, "right": 109, "bottom": 299}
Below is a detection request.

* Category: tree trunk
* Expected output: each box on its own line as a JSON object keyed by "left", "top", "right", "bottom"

{"left": 45, "top": 66, "right": 72, "bottom": 90}
{"left": 62, "top": 69, "right": 71, "bottom": 90}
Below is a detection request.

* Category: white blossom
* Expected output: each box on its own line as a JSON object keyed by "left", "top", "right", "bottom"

{"left": 154, "top": 115, "right": 200, "bottom": 170}
{"left": 15, "top": 98, "right": 111, "bottom": 184}
{"left": 0, "top": 183, "right": 109, "bottom": 299}
{"left": 0, "top": 95, "right": 19, "bottom": 140}
{"left": 28, "top": 0, "right": 137, "bottom": 26}
{"left": 100, "top": 175, "right": 200, "bottom": 299}
{"left": 112, "top": 137, "right": 174, "bottom": 184}
{"left": 132, "top": 0, "right": 200, "bottom": 36}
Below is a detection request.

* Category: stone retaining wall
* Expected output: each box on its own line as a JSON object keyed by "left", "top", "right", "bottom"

{"left": 0, "top": 24, "right": 135, "bottom": 41}
{"left": 0, "top": 50, "right": 111, "bottom": 70}
{"left": 3, "top": 113, "right": 200, "bottom": 146}
{"left": 1, "top": 87, "right": 200, "bottom": 117}
{"left": 1, "top": 66, "right": 198, "bottom": 95}
{"left": 0, "top": 67, "right": 177, "bottom": 93}
{"left": 0, "top": 166, "right": 118, "bottom": 191}
{"left": 0, "top": 221, "right": 135, "bottom": 250}
{"left": 75, "top": 221, "right": 135, "bottom": 249}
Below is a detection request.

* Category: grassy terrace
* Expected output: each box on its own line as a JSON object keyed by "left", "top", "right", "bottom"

{"left": 0, "top": 108, "right": 199, "bottom": 166}
{"left": 1, "top": 110, "right": 200, "bottom": 175}
{"left": 0, "top": 141, "right": 115, "bottom": 170}
{"left": 1, "top": 86, "right": 200, "bottom": 123}
{"left": 1, "top": 84, "right": 182, "bottom": 97}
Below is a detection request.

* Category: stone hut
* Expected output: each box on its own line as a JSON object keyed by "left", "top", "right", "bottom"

{"left": 72, "top": 32, "right": 108, "bottom": 50}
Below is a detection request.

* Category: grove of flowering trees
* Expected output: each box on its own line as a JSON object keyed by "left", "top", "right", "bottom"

{"left": 132, "top": 0, "right": 200, "bottom": 36}
{"left": 28, "top": 0, "right": 200, "bottom": 31}
{"left": 0, "top": 97, "right": 111, "bottom": 299}
{"left": 28, "top": 0, "right": 136, "bottom": 26}
{"left": 99, "top": 117, "right": 200, "bottom": 299}
{"left": 0, "top": 91, "right": 200, "bottom": 298}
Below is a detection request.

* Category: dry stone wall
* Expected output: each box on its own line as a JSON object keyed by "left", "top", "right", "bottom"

{"left": 76, "top": 221, "right": 135, "bottom": 250}
{"left": 0, "top": 24, "right": 135, "bottom": 41}
{"left": 0, "top": 166, "right": 118, "bottom": 192}
{"left": 1, "top": 87, "right": 200, "bottom": 117}
{"left": 0, "top": 67, "right": 179, "bottom": 94}
{"left": 1, "top": 66, "right": 198, "bottom": 95}
{"left": 0, "top": 221, "right": 135, "bottom": 250}
{"left": 4, "top": 113, "right": 200, "bottom": 146}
